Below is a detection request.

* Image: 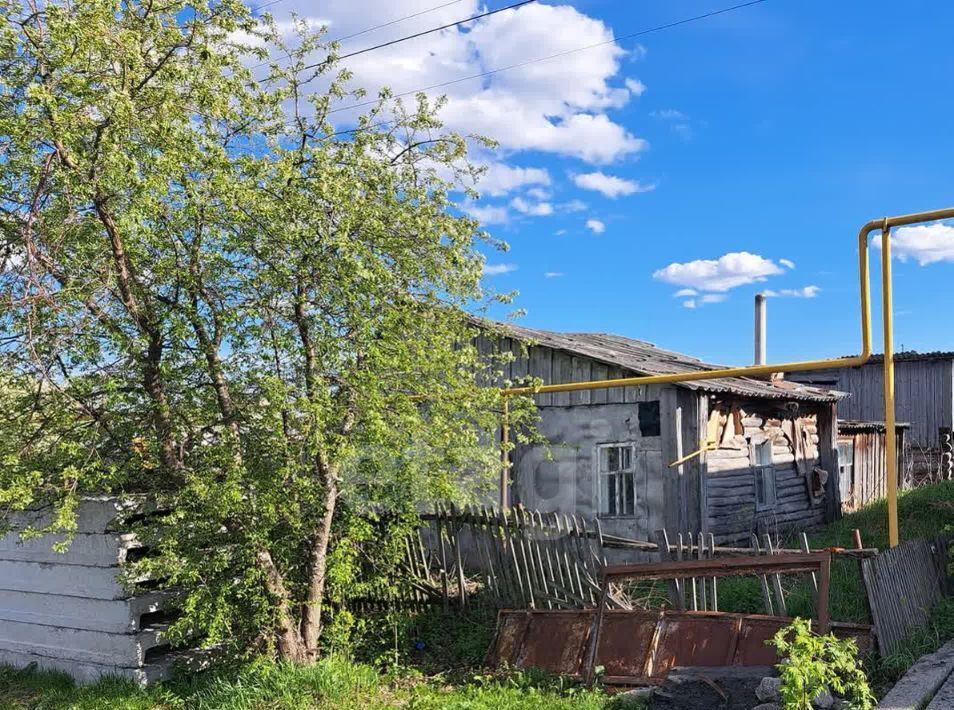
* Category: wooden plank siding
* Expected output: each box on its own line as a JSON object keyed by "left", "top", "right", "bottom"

{"left": 478, "top": 332, "right": 837, "bottom": 544}
{"left": 702, "top": 409, "right": 826, "bottom": 545}
{"left": 790, "top": 358, "right": 954, "bottom": 448}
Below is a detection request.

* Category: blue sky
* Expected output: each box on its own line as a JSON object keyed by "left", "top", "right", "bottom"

{"left": 255, "top": 0, "right": 954, "bottom": 365}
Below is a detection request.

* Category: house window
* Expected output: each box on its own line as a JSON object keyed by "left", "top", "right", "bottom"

{"left": 638, "top": 401, "right": 661, "bottom": 437}
{"left": 752, "top": 440, "right": 776, "bottom": 511}
{"left": 598, "top": 443, "right": 636, "bottom": 517}
{"left": 837, "top": 440, "right": 854, "bottom": 484}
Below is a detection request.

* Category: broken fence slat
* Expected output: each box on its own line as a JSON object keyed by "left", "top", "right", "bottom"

{"left": 862, "top": 538, "right": 946, "bottom": 655}
{"left": 764, "top": 533, "right": 787, "bottom": 617}
{"left": 751, "top": 534, "right": 775, "bottom": 616}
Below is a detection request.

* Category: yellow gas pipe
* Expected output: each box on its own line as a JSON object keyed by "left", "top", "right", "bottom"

{"left": 498, "top": 208, "right": 954, "bottom": 548}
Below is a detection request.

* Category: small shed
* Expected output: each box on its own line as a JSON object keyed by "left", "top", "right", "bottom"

{"left": 480, "top": 322, "right": 847, "bottom": 545}
{"left": 789, "top": 352, "right": 954, "bottom": 449}
{"left": 836, "top": 420, "right": 909, "bottom": 512}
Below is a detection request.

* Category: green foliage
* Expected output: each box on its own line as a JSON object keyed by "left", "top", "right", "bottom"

{"left": 341, "top": 604, "right": 499, "bottom": 672}
{"left": 0, "top": 0, "right": 538, "bottom": 659}
{"left": 0, "top": 658, "right": 617, "bottom": 710}
{"left": 770, "top": 618, "right": 875, "bottom": 710}
{"left": 865, "top": 592, "right": 954, "bottom": 692}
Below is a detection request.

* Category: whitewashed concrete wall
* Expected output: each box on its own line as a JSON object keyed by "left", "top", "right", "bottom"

{"left": 0, "top": 497, "right": 173, "bottom": 684}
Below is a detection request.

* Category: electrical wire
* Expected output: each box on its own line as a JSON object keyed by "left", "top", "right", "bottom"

{"left": 303, "top": 0, "right": 536, "bottom": 70}
{"left": 249, "top": 0, "right": 468, "bottom": 71}
{"left": 331, "top": 0, "right": 467, "bottom": 45}
{"left": 325, "top": 0, "right": 768, "bottom": 117}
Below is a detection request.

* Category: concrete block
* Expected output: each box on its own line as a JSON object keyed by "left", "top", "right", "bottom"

{"left": 0, "top": 589, "right": 171, "bottom": 633}
{"left": 0, "top": 531, "right": 139, "bottom": 567}
{"left": 925, "top": 668, "right": 954, "bottom": 709}
{"left": 5, "top": 496, "right": 148, "bottom": 534}
{"left": 0, "top": 559, "right": 127, "bottom": 599}
{"left": 0, "top": 619, "right": 167, "bottom": 666}
{"left": 0, "top": 647, "right": 172, "bottom": 686}
{"left": 878, "top": 640, "right": 954, "bottom": 709}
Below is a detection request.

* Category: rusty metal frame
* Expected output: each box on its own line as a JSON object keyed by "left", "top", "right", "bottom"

{"left": 582, "top": 552, "right": 832, "bottom": 684}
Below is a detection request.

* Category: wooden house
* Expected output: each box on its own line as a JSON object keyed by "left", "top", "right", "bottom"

{"left": 482, "top": 322, "right": 845, "bottom": 545}
{"left": 789, "top": 352, "right": 954, "bottom": 450}
{"left": 836, "top": 420, "right": 909, "bottom": 512}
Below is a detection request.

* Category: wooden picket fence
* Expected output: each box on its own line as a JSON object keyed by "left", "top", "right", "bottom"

{"left": 861, "top": 536, "right": 951, "bottom": 654}
{"left": 418, "top": 504, "right": 611, "bottom": 610}
{"left": 376, "top": 505, "right": 883, "bottom": 614}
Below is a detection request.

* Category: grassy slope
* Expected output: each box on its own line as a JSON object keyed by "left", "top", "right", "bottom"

{"left": 3, "top": 482, "right": 953, "bottom": 708}
{"left": 0, "top": 658, "right": 621, "bottom": 710}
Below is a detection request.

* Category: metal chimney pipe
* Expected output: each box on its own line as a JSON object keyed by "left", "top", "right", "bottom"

{"left": 754, "top": 293, "right": 767, "bottom": 365}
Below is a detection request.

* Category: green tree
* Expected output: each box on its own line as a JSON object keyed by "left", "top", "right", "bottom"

{"left": 0, "top": 0, "right": 530, "bottom": 661}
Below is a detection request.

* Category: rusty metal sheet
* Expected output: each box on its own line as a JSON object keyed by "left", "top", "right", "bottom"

{"left": 485, "top": 610, "right": 531, "bottom": 667}
{"left": 596, "top": 610, "right": 661, "bottom": 678}
{"left": 486, "top": 608, "right": 873, "bottom": 685}
{"left": 515, "top": 610, "right": 592, "bottom": 675}
{"left": 649, "top": 613, "right": 741, "bottom": 678}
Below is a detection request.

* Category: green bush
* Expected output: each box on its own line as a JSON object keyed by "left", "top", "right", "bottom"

{"left": 770, "top": 618, "right": 875, "bottom": 710}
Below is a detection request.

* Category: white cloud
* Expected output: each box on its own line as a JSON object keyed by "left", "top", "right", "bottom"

{"left": 779, "top": 258, "right": 796, "bottom": 269}
{"left": 572, "top": 171, "right": 654, "bottom": 198}
{"left": 585, "top": 218, "right": 606, "bottom": 234}
{"left": 462, "top": 201, "right": 508, "bottom": 225}
{"left": 874, "top": 223, "right": 954, "bottom": 265}
{"left": 483, "top": 263, "right": 518, "bottom": 276}
{"left": 763, "top": 285, "right": 821, "bottom": 298}
{"left": 680, "top": 292, "right": 726, "bottom": 309}
{"left": 560, "top": 199, "right": 587, "bottom": 213}
{"left": 255, "top": 1, "right": 647, "bottom": 164}
{"left": 510, "top": 196, "right": 553, "bottom": 216}
{"left": 625, "top": 78, "right": 646, "bottom": 97}
{"left": 544, "top": 271, "right": 564, "bottom": 278}
{"left": 478, "top": 163, "right": 551, "bottom": 197}
{"left": 526, "top": 187, "right": 550, "bottom": 200}
{"left": 651, "top": 108, "right": 693, "bottom": 141}
{"left": 674, "top": 288, "right": 697, "bottom": 298}
{"left": 653, "top": 252, "right": 785, "bottom": 292}
{"left": 555, "top": 228, "right": 567, "bottom": 236}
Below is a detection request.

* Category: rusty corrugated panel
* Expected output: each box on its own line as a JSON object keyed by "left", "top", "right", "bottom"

{"left": 485, "top": 609, "right": 531, "bottom": 667}
{"left": 649, "top": 613, "right": 741, "bottom": 678}
{"left": 515, "top": 610, "right": 591, "bottom": 676}
{"left": 596, "top": 610, "right": 661, "bottom": 678}
{"left": 486, "top": 609, "right": 873, "bottom": 685}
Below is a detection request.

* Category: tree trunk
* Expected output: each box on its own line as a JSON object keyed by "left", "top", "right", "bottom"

{"left": 255, "top": 547, "right": 307, "bottom": 662}
{"left": 300, "top": 472, "right": 339, "bottom": 657}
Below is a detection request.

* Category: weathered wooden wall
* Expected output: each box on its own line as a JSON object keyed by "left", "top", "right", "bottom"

{"left": 839, "top": 426, "right": 906, "bottom": 511}
{"left": 484, "top": 335, "right": 704, "bottom": 542}
{"left": 477, "top": 334, "right": 647, "bottom": 407}
{"left": 703, "top": 406, "right": 827, "bottom": 545}
{"left": 481, "top": 334, "right": 834, "bottom": 545}
{"left": 790, "top": 358, "right": 954, "bottom": 448}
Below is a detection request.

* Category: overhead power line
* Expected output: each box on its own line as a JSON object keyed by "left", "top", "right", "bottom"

{"left": 331, "top": 0, "right": 467, "bottom": 45}
{"left": 250, "top": 0, "right": 468, "bottom": 71}
{"left": 227, "top": 0, "right": 768, "bottom": 139}
{"left": 303, "top": 0, "right": 536, "bottom": 70}
{"left": 325, "top": 0, "right": 768, "bottom": 118}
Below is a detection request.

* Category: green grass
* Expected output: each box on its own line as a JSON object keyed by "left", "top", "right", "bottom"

{"left": 0, "top": 657, "right": 628, "bottom": 710}
{"left": 5, "top": 483, "right": 954, "bottom": 709}
{"left": 714, "top": 480, "right": 954, "bottom": 624}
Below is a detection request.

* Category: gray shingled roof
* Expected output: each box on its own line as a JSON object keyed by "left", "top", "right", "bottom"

{"left": 490, "top": 320, "right": 844, "bottom": 403}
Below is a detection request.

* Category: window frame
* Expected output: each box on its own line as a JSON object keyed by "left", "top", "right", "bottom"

{"left": 837, "top": 439, "right": 855, "bottom": 482}
{"left": 595, "top": 442, "right": 638, "bottom": 518}
{"left": 837, "top": 438, "right": 855, "bottom": 504}
{"left": 751, "top": 439, "right": 777, "bottom": 512}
